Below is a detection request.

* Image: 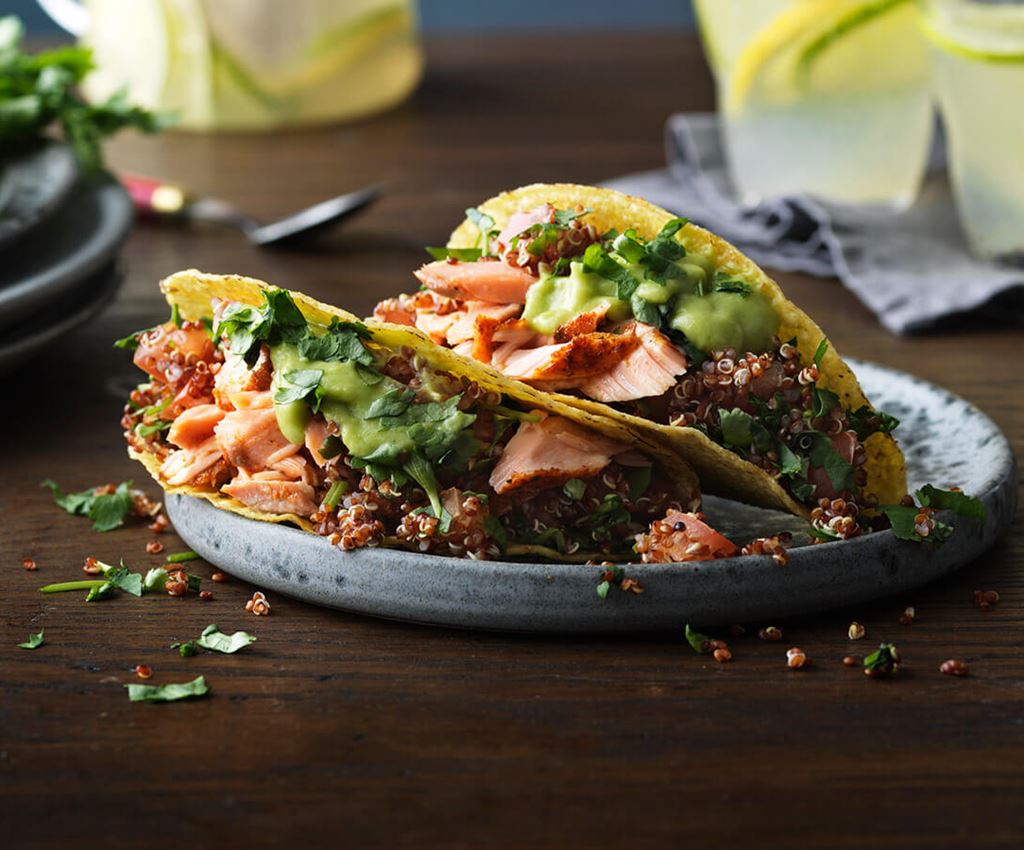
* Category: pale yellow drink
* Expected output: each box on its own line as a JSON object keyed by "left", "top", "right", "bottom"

{"left": 81, "top": 0, "right": 423, "bottom": 131}
{"left": 923, "top": 0, "right": 1024, "bottom": 261}
{"left": 694, "top": 0, "right": 933, "bottom": 207}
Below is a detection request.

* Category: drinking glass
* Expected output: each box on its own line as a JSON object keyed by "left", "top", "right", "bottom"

{"left": 693, "top": 0, "right": 934, "bottom": 208}
{"left": 922, "top": 0, "right": 1024, "bottom": 262}
{"left": 36, "top": 0, "right": 423, "bottom": 131}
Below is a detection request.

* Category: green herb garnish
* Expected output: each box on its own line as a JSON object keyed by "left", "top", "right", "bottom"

{"left": 685, "top": 624, "right": 712, "bottom": 654}
{"left": 562, "top": 478, "right": 586, "bottom": 501}
{"left": 18, "top": 629, "right": 44, "bottom": 650}
{"left": 125, "top": 675, "right": 209, "bottom": 703}
{"left": 813, "top": 338, "right": 829, "bottom": 369}
{"left": 165, "top": 551, "right": 200, "bottom": 564}
{"left": 196, "top": 624, "right": 257, "bottom": 654}
{"left": 0, "top": 16, "right": 169, "bottom": 170}
{"left": 863, "top": 642, "right": 900, "bottom": 677}
{"left": 42, "top": 479, "right": 136, "bottom": 532}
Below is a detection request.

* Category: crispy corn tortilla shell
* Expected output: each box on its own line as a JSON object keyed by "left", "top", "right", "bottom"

{"left": 446, "top": 183, "right": 906, "bottom": 515}
{"left": 130, "top": 269, "right": 700, "bottom": 546}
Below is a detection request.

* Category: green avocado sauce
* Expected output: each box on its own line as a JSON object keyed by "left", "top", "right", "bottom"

{"left": 522, "top": 255, "right": 778, "bottom": 354}
{"left": 270, "top": 343, "right": 452, "bottom": 466}
{"left": 522, "top": 262, "right": 631, "bottom": 334}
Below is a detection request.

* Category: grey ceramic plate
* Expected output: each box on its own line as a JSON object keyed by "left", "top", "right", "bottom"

{"left": 0, "top": 142, "right": 79, "bottom": 249}
{"left": 166, "top": 360, "right": 1017, "bottom": 632}
{"left": 0, "top": 174, "right": 132, "bottom": 332}
{"left": 0, "top": 261, "right": 123, "bottom": 375}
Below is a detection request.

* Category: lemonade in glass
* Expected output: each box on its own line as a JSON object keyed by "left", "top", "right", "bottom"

{"left": 73, "top": 0, "right": 423, "bottom": 131}
{"left": 922, "top": 0, "right": 1024, "bottom": 261}
{"left": 694, "top": 0, "right": 933, "bottom": 207}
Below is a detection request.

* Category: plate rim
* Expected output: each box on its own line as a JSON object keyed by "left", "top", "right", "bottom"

{"left": 163, "top": 359, "right": 1018, "bottom": 632}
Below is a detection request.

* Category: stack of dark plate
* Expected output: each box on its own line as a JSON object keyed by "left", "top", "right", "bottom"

{"left": 0, "top": 141, "right": 132, "bottom": 372}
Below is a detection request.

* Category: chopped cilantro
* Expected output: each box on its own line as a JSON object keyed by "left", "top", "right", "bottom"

{"left": 0, "top": 16, "right": 169, "bottom": 171}
{"left": 172, "top": 640, "right": 200, "bottom": 658}
{"left": 274, "top": 368, "right": 325, "bottom": 410}
{"left": 213, "top": 288, "right": 308, "bottom": 365}
{"left": 804, "top": 432, "right": 855, "bottom": 493}
{"left": 916, "top": 485, "right": 985, "bottom": 522}
{"left": 195, "top": 624, "right": 257, "bottom": 654}
{"left": 719, "top": 408, "right": 754, "bottom": 448}
{"left": 623, "top": 465, "right": 652, "bottom": 500}
{"left": 711, "top": 274, "right": 751, "bottom": 296}
{"left": 295, "top": 318, "right": 374, "bottom": 366}
{"left": 143, "top": 567, "right": 168, "bottom": 592}
{"left": 630, "top": 292, "right": 663, "bottom": 327}
{"left": 365, "top": 387, "right": 415, "bottom": 419}
{"left": 847, "top": 405, "right": 900, "bottom": 441}
{"left": 684, "top": 624, "right": 712, "bottom": 654}
{"left": 562, "top": 478, "right": 586, "bottom": 501}
{"left": 582, "top": 242, "right": 640, "bottom": 300}
{"left": 402, "top": 453, "right": 450, "bottom": 530}
{"left": 42, "top": 480, "right": 135, "bottom": 532}
{"left": 319, "top": 435, "right": 345, "bottom": 460}
{"left": 863, "top": 642, "right": 900, "bottom": 677}
{"left": 125, "top": 675, "right": 209, "bottom": 703}
{"left": 18, "top": 629, "right": 45, "bottom": 650}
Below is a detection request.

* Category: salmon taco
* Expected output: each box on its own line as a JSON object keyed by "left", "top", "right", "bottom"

{"left": 373, "top": 183, "right": 907, "bottom": 539}
{"left": 117, "top": 270, "right": 728, "bottom": 564}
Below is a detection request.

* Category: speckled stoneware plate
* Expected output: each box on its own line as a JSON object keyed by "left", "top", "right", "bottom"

{"left": 166, "top": 360, "right": 1017, "bottom": 632}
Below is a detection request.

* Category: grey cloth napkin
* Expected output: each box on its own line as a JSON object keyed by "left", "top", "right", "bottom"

{"left": 603, "top": 113, "right": 1024, "bottom": 334}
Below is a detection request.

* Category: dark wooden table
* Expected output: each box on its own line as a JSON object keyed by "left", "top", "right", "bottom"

{"left": 3, "top": 34, "right": 1022, "bottom": 850}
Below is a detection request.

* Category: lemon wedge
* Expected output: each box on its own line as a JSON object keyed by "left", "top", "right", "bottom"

{"left": 724, "top": 0, "right": 925, "bottom": 113}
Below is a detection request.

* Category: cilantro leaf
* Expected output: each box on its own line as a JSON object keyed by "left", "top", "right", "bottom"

{"left": 684, "top": 624, "right": 712, "bottom": 654}
{"left": 104, "top": 564, "right": 143, "bottom": 597}
{"left": 466, "top": 207, "right": 497, "bottom": 250}
{"left": 365, "top": 388, "right": 415, "bottom": 419}
{"left": 623, "top": 465, "right": 652, "bottom": 500}
{"left": 847, "top": 405, "right": 900, "bottom": 441}
{"left": 196, "top": 624, "right": 257, "bottom": 654}
{"left": 562, "top": 478, "right": 586, "bottom": 501}
{"left": 878, "top": 504, "right": 953, "bottom": 544}
{"left": 296, "top": 318, "right": 374, "bottom": 365}
{"left": 273, "top": 369, "right": 324, "bottom": 409}
{"left": 916, "top": 485, "right": 985, "bottom": 522}
{"left": 805, "top": 433, "right": 855, "bottom": 493}
{"left": 777, "top": 441, "right": 805, "bottom": 478}
{"left": 42, "top": 480, "right": 135, "bottom": 532}
{"left": 711, "top": 274, "right": 751, "bottom": 296}
{"left": 582, "top": 242, "right": 639, "bottom": 300}
{"left": 402, "top": 453, "right": 448, "bottom": 528}
{"left": 719, "top": 408, "right": 754, "bottom": 449}
{"left": 18, "top": 629, "right": 45, "bottom": 650}
{"left": 863, "top": 643, "right": 900, "bottom": 677}
{"left": 143, "top": 567, "right": 169, "bottom": 593}
{"left": 630, "top": 293, "right": 663, "bottom": 327}
{"left": 125, "top": 675, "right": 209, "bottom": 703}
{"left": 213, "top": 288, "right": 309, "bottom": 364}
{"left": 0, "top": 17, "right": 168, "bottom": 169}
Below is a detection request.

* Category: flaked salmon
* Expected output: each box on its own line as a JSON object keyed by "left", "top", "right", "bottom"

{"left": 496, "top": 332, "right": 638, "bottom": 382}
{"left": 167, "top": 404, "right": 225, "bottom": 450}
{"left": 445, "top": 301, "right": 521, "bottom": 346}
{"left": 553, "top": 307, "right": 608, "bottom": 342}
{"left": 214, "top": 345, "right": 272, "bottom": 408}
{"left": 414, "top": 259, "right": 537, "bottom": 304}
{"left": 372, "top": 296, "right": 416, "bottom": 326}
{"left": 489, "top": 415, "right": 628, "bottom": 494}
{"left": 222, "top": 477, "right": 317, "bottom": 517}
{"left": 160, "top": 437, "right": 225, "bottom": 488}
{"left": 576, "top": 323, "right": 687, "bottom": 402}
{"left": 214, "top": 407, "right": 293, "bottom": 473}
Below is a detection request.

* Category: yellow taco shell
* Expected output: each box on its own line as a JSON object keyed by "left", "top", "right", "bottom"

{"left": 129, "top": 269, "right": 701, "bottom": 542}
{"left": 445, "top": 183, "right": 906, "bottom": 515}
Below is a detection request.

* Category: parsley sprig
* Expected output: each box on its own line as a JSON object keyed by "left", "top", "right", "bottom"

{"left": 0, "top": 16, "right": 169, "bottom": 170}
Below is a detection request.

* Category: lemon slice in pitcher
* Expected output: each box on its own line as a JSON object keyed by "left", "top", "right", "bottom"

{"left": 724, "top": 0, "right": 927, "bottom": 113}
{"left": 921, "top": 0, "right": 1024, "bottom": 64}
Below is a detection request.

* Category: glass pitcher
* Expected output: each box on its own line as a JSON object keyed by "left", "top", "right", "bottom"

{"left": 37, "top": 0, "right": 424, "bottom": 131}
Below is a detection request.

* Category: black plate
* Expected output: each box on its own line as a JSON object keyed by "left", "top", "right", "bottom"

{"left": 0, "top": 174, "right": 133, "bottom": 333}
{"left": 0, "top": 260, "right": 123, "bottom": 375}
{"left": 0, "top": 142, "right": 79, "bottom": 250}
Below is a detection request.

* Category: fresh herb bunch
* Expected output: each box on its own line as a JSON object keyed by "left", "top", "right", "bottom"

{"left": 0, "top": 16, "right": 168, "bottom": 171}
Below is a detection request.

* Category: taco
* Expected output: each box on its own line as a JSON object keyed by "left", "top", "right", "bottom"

{"left": 373, "top": 183, "right": 906, "bottom": 538}
{"left": 119, "top": 270, "right": 714, "bottom": 564}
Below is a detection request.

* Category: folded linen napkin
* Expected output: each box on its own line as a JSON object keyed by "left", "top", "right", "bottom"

{"left": 603, "top": 113, "right": 1024, "bottom": 334}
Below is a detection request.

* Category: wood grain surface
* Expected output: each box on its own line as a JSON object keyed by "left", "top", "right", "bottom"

{"left": 2, "top": 35, "right": 1022, "bottom": 850}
